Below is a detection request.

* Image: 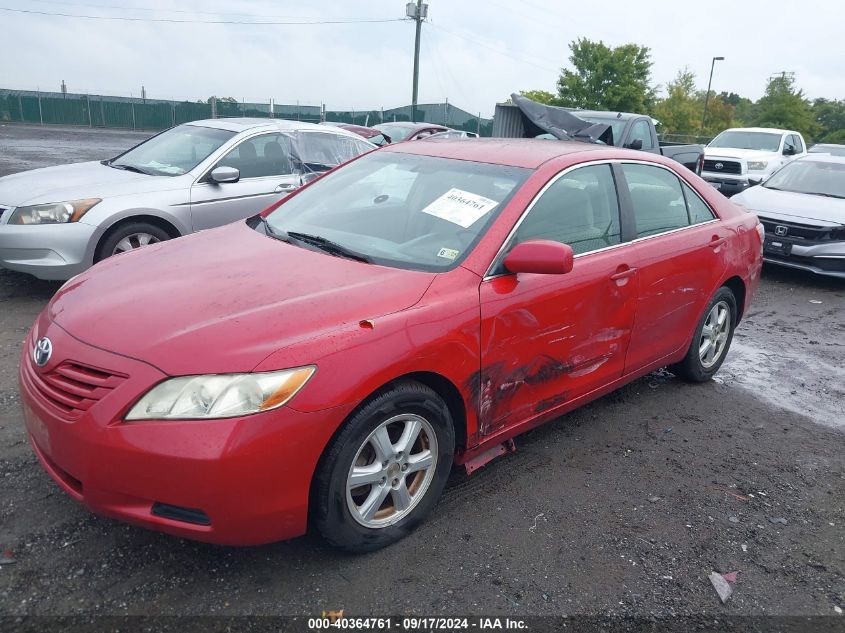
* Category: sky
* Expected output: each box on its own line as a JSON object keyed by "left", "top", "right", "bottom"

{"left": 1, "top": 0, "right": 843, "bottom": 118}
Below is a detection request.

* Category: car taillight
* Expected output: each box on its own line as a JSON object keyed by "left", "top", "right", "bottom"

{"left": 755, "top": 221, "right": 765, "bottom": 255}
{"left": 698, "top": 154, "right": 705, "bottom": 175}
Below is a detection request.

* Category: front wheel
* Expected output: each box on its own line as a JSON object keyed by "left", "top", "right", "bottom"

{"left": 95, "top": 221, "right": 171, "bottom": 262}
{"left": 312, "top": 381, "right": 455, "bottom": 552}
{"left": 671, "top": 287, "right": 737, "bottom": 382}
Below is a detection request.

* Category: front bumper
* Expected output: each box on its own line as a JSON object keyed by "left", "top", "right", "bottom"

{"left": 0, "top": 221, "right": 98, "bottom": 280}
{"left": 761, "top": 238, "right": 845, "bottom": 279}
{"left": 701, "top": 173, "right": 761, "bottom": 196}
{"left": 19, "top": 316, "right": 352, "bottom": 545}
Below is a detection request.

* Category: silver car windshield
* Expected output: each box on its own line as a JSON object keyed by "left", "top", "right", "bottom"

{"left": 265, "top": 152, "right": 530, "bottom": 271}
{"left": 110, "top": 125, "right": 235, "bottom": 176}
{"left": 764, "top": 159, "right": 845, "bottom": 199}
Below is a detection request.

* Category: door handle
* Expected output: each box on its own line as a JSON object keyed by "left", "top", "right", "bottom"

{"left": 708, "top": 236, "right": 727, "bottom": 249}
{"left": 275, "top": 183, "right": 298, "bottom": 193}
{"left": 610, "top": 267, "right": 637, "bottom": 281}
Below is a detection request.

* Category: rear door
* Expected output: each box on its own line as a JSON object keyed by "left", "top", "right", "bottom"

{"left": 190, "top": 132, "right": 300, "bottom": 231}
{"left": 616, "top": 162, "right": 728, "bottom": 371}
{"left": 478, "top": 163, "right": 638, "bottom": 437}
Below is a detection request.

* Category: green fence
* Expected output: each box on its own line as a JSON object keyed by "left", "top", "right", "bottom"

{"left": 0, "top": 89, "right": 492, "bottom": 136}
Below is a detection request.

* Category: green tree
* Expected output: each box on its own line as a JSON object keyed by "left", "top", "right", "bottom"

{"left": 555, "top": 38, "right": 655, "bottom": 112}
{"left": 653, "top": 68, "right": 700, "bottom": 136}
{"left": 700, "top": 93, "right": 735, "bottom": 136}
{"left": 752, "top": 75, "right": 819, "bottom": 140}
{"left": 813, "top": 98, "right": 845, "bottom": 143}
{"left": 518, "top": 89, "right": 560, "bottom": 105}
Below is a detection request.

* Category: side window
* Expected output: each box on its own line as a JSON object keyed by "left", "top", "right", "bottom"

{"left": 622, "top": 163, "right": 689, "bottom": 237}
{"left": 629, "top": 119, "right": 655, "bottom": 150}
{"left": 511, "top": 164, "right": 622, "bottom": 256}
{"left": 217, "top": 133, "right": 293, "bottom": 179}
{"left": 790, "top": 134, "right": 804, "bottom": 153}
{"left": 682, "top": 182, "right": 716, "bottom": 224}
{"left": 784, "top": 135, "right": 796, "bottom": 154}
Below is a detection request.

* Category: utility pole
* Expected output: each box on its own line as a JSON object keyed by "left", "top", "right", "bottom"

{"left": 407, "top": 1, "right": 428, "bottom": 123}
{"left": 701, "top": 56, "right": 724, "bottom": 133}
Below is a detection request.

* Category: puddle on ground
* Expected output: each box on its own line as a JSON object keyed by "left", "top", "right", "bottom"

{"left": 720, "top": 341, "right": 845, "bottom": 429}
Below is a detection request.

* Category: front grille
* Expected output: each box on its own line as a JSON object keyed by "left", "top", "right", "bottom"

{"left": 704, "top": 159, "right": 742, "bottom": 175}
{"left": 759, "top": 218, "right": 844, "bottom": 243}
{"left": 23, "top": 359, "right": 127, "bottom": 420}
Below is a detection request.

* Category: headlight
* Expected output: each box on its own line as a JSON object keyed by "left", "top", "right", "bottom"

{"left": 9, "top": 198, "right": 101, "bottom": 225}
{"left": 747, "top": 161, "right": 768, "bottom": 171}
{"left": 125, "top": 366, "right": 315, "bottom": 421}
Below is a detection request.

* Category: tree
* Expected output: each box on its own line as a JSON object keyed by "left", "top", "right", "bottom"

{"left": 555, "top": 38, "right": 655, "bottom": 112}
{"left": 652, "top": 68, "right": 699, "bottom": 136}
{"left": 752, "top": 75, "right": 819, "bottom": 140}
{"left": 518, "top": 90, "right": 559, "bottom": 105}
{"left": 813, "top": 98, "right": 845, "bottom": 143}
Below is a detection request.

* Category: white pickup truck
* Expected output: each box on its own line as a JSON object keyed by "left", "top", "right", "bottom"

{"left": 702, "top": 127, "right": 807, "bottom": 196}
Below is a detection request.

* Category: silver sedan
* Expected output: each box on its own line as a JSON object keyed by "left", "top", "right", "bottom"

{"left": 0, "top": 119, "right": 375, "bottom": 280}
{"left": 732, "top": 154, "right": 845, "bottom": 279}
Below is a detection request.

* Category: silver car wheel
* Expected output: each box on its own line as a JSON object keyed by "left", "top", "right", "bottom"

{"left": 699, "top": 300, "right": 731, "bottom": 369}
{"left": 346, "top": 413, "right": 438, "bottom": 529}
{"left": 112, "top": 232, "right": 161, "bottom": 255}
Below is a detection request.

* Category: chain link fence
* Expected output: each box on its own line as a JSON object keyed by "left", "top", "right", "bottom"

{"left": 0, "top": 89, "right": 492, "bottom": 136}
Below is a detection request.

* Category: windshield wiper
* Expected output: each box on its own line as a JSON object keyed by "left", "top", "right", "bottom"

{"left": 250, "top": 214, "right": 290, "bottom": 241}
{"left": 107, "top": 162, "right": 154, "bottom": 175}
{"left": 809, "top": 192, "right": 845, "bottom": 199}
{"left": 286, "top": 231, "right": 371, "bottom": 263}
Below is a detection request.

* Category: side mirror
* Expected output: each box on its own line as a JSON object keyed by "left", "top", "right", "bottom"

{"left": 503, "top": 240, "right": 574, "bottom": 275}
{"left": 209, "top": 166, "right": 240, "bottom": 184}
{"left": 625, "top": 139, "right": 644, "bottom": 150}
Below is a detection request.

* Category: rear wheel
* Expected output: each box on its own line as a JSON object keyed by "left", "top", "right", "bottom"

{"left": 312, "top": 381, "right": 455, "bottom": 552}
{"left": 671, "top": 287, "right": 737, "bottom": 382}
{"left": 96, "top": 221, "right": 171, "bottom": 262}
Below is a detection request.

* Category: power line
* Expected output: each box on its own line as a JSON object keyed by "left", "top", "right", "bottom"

{"left": 26, "top": 0, "right": 326, "bottom": 20}
{"left": 429, "top": 23, "right": 559, "bottom": 73}
{"left": 0, "top": 6, "right": 407, "bottom": 25}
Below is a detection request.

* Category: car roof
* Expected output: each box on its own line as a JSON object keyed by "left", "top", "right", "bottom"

{"left": 381, "top": 137, "right": 611, "bottom": 169}
{"left": 722, "top": 127, "right": 798, "bottom": 135}
{"left": 796, "top": 153, "right": 845, "bottom": 164}
{"left": 811, "top": 143, "right": 845, "bottom": 148}
{"left": 568, "top": 109, "right": 643, "bottom": 121}
{"left": 375, "top": 121, "right": 447, "bottom": 131}
{"left": 185, "top": 118, "right": 360, "bottom": 136}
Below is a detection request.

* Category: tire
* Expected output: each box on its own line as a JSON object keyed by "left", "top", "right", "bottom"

{"left": 95, "top": 221, "right": 171, "bottom": 262}
{"left": 671, "top": 286, "right": 737, "bottom": 382}
{"left": 312, "top": 380, "right": 455, "bottom": 552}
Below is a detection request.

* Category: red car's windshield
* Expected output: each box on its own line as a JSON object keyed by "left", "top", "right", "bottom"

{"left": 265, "top": 152, "right": 529, "bottom": 271}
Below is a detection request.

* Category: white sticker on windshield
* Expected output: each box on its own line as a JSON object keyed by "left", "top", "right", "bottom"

{"left": 437, "top": 247, "right": 460, "bottom": 260}
{"left": 421, "top": 188, "right": 499, "bottom": 228}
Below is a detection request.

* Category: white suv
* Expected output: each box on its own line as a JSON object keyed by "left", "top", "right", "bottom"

{"left": 702, "top": 127, "right": 807, "bottom": 196}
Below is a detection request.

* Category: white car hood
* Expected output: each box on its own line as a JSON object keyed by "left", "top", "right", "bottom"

{"left": 704, "top": 148, "right": 779, "bottom": 161}
{"left": 734, "top": 185, "right": 845, "bottom": 225}
{"left": 0, "top": 161, "right": 189, "bottom": 208}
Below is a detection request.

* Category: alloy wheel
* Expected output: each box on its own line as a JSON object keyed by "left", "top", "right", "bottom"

{"left": 699, "top": 300, "right": 731, "bottom": 369}
{"left": 112, "top": 232, "right": 161, "bottom": 255}
{"left": 346, "top": 413, "right": 438, "bottom": 528}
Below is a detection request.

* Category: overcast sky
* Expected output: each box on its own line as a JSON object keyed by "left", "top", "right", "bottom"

{"left": 1, "top": 0, "right": 842, "bottom": 117}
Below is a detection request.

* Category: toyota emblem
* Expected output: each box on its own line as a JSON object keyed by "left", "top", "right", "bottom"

{"left": 774, "top": 225, "right": 788, "bottom": 237}
{"left": 714, "top": 162, "right": 724, "bottom": 170}
{"left": 33, "top": 337, "right": 53, "bottom": 367}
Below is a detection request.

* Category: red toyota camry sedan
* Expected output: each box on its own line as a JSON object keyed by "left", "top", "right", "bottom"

{"left": 20, "top": 139, "right": 763, "bottom": 551}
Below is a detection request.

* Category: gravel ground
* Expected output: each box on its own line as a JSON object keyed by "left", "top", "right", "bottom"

{"left": 0, "top": 124, "right": 843, "bottom": 621}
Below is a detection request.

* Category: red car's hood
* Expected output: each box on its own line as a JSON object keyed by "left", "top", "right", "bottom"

{"left": 49, "top": 222, "right": 435, "bottom": 375}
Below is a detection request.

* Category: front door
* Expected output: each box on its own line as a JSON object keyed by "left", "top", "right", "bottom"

{"left": 190, "top": 132, "right": 300, "bottom": 231}
{"left": 477, "top": 163, "right": 638, "bottom": 438}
